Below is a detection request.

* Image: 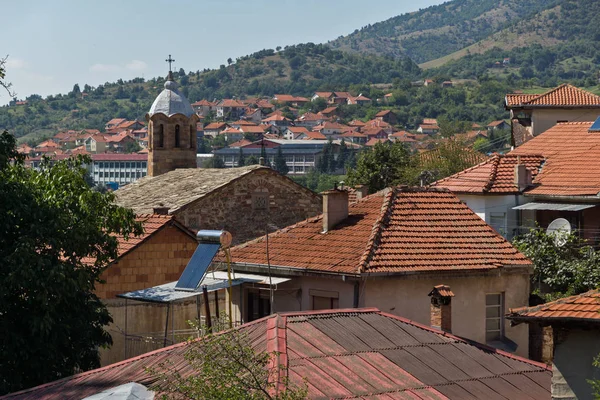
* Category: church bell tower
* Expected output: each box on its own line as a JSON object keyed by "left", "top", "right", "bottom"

{"left": 146, "top": 55, "right": 198, "bottom": 177}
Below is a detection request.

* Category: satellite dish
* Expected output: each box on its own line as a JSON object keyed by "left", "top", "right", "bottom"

{"left": 547, "top": 218, "right": 571, "bottom": 246}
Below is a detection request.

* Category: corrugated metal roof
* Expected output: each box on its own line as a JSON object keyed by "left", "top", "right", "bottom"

{"left": 3, "top": 309, "right": 551, "bottom": 400}
{"left": 513, "top": 202, "right": 596, "bottom": 211}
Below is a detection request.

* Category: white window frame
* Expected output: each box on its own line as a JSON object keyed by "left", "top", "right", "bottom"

{"left": 485, "top": 293, "right": 504, "bottom": 343}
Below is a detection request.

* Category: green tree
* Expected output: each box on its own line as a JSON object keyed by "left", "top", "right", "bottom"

{"left": 513, "top": 227, "right": 600, "bottom": 300}
{"left": 237, "top": 147, "right": 245, "bottom": 167}
{"left": 202, "top": 156, "right": 225, "bottom": 168}
{"left": 123, "top": 140, "right": 142, "bottom": 153}
{"left": 147, "top": 318, "right": 307, "bottom": 399}
{"left": 337, "top": 139, "right": 349, "bottom": 171}
{"left": 273, "top": 146, "right": 289, "bottom": 175}
{"left": 245, "top": 154, "right": 259, "bottom": 166}
{"left": 346, "top": 141, "right": 413, "bottom": 193}
{"left": 0, "top": 131, "right": 142, "bottom": 394}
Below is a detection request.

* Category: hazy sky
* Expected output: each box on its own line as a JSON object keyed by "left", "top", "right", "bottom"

{"left": 1, "top": 0, "right": 444, "bottom": 101}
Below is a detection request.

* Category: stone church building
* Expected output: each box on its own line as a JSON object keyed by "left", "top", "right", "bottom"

{"left": 115, "top": 69, "right": 322, "bottom": 244}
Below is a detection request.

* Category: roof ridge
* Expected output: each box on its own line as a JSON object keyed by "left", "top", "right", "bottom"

{"left": 357, "top": 189, "right": 395, "bottom": 273}
{"left": 483, "top": 153, "right": 501, "bottom": 192}
{"left": 522, "top": 83, "right": 600, "bottom": 106}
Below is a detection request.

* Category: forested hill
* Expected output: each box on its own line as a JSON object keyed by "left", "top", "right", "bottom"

{"left": 328, "top": 0, "right": 555, "bottom": 64}
{"left": 0, "top": 44, "right": 419, "bottom": 139}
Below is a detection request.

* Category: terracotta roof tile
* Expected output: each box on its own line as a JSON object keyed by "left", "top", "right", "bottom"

{"left": 7, "top": 309, "right": 550, "bottom": 399}
{"left": 228, "top": 188, "right": 531, "bottom": 275}
{"left": 511, "top": 121, "right": 600, "bottom": 196}
{"left": 505, "top": 84, "right": 600, "bottom": 108}
{"left": 508, "top": 289, "right": 600, "bottom": 323}
{"left": 433, "top": 154, "right": 544, "bottom": 194}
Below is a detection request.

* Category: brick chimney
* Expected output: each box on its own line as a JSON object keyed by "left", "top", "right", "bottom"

{"left": 354, "top": 184, "right": 369, "bottom": 200}
{"left": 428, "top": 285, "right": 454, "bottom": 333}
{"left": 514, "top": 156, "right": 532, "bottom": 192}
{"left": 153, "top": 206, "right": 170, "bottom": 215}
{"left": 321, "top": 186, "right": 349, "bottom": 233}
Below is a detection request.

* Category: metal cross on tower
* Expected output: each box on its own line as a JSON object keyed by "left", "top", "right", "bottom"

{"left": 165, "top": 55, "right": 175, "bottom": 72}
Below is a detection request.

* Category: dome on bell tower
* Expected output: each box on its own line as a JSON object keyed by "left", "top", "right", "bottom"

{"left": 147, "top": 71, "right": 195, "bottom": 118}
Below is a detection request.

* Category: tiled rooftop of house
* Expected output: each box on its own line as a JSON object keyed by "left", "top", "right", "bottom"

{"left": 512, "top": 121, "right": 600, "bottom": 196}
{"left": 432, "top": 154, "right": 544, "bottom": 194}
{"left": 505, "top": 84, "right": 600, "bottom": 107}
{"left": 3, "top": 309, "right": 551, "bottom": 400}
{"left": 508, "top": 289, "right": 600, "bottom": 323}
{"left": 228, "top": 187, "right": 531, "bottom": 275}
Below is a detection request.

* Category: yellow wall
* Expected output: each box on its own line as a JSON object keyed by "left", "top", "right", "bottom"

{"left": 364, "top": 271, "right": 531, "bottom": 357}
{"left": 532, "top": 109, "right": 600, "bottom": 137}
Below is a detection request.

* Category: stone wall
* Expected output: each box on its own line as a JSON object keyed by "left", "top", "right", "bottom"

{"left": 148, "top": 113, "right": 198, "bottom": 177}
{"left": 96, "top": 224, "right": 197, "bottom": 299}
{"left": 176, "top": 168, "right": 322, "bottom": 245}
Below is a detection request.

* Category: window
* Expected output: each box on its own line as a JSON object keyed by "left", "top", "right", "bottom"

{"left": 486, "top": 293, "right": 504, "bottom": 342}
{"left": 125, "top": 162, "right": 130, "bottom": 168}
{"left": 142, "top": 162, "right": 147, "bottom": 169}
{"left": 109, "top": 162, "right": 115, "bottom": 169}
{"left": 190, "top": 125, "right": 195, "bottom": 149}
{"left": 247, "top": 289, "right": 270, "bottom": 322}
{"left": 120, "top": 162, "right": 125, "bottom": 169}
{"left": 310, "top": 289, "right": 339, "bottom": 310}
{"left": 489, "top": 213, "right": 506, "bottom": 237}
{"left": 305, "top": 155, "right": 314, "bottom": 162}
{"left": 175, "top": 125, "right": 180, "bottom": 147}
{"left": 158, "top": 124, "right": 164, "bottom": 148}
{"left": 252, "top": 190, "right": 269, "bottom": 211}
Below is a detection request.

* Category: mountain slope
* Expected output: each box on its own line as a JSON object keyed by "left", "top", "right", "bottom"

{"left": 328, "top": 0, "right": 556, "bottom": 64}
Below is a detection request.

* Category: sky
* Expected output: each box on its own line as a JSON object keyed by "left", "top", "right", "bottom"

{"left": 1, "top": 0, "right": 444, "bottom": 101}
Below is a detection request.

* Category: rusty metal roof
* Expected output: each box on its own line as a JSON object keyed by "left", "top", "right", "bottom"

{"left": 3, "top": 309, "right": 551, "bottom": 399}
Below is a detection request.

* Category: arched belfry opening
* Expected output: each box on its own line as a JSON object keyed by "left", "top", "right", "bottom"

{"left": 145, "top": 56, "right": 199, "bottom": 177}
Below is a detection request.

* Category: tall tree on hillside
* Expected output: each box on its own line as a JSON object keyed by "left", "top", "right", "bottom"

{"left": 273, "top": 146, "right": 289, "bottom": 175}
{"left": 337, "top": 139, "right": 349, "bottom": 171}
{"left": 0, "top": 131, "right": 142, "bottom": 395}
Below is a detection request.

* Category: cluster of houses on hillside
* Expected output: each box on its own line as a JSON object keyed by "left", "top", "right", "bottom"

{"left": 8, "top": 73, "right": 600, "bottom": 399}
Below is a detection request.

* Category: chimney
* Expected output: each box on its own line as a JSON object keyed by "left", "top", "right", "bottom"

{"left": 153, "top": 206, "right": 170, "bottom": 215}
{"left": 321, "top": 185, "right": 349, "bottom": 233}
{"left": 514, "top": 156, "right": 532, "bottom": 192}
{"left": 354, "top": 184, "right": 369, "bottom": 200}
{"left": 428, "top": 285, "right": 454, "bottom": 333}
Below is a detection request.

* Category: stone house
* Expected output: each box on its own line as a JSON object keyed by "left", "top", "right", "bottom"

{"left": 505, "top": 84, "right": 600, "bottom": 147}
{"left": 218, "top": 187, "right": 534, "bottom": 357}
{"left": 114, "top": 165, "right": 322, "bottom": 245}
{"left": 508, "top": 290, "right": 600, "bottom": 400}
{"left": 375, "top": 109, "right": 398, "bottom": 125}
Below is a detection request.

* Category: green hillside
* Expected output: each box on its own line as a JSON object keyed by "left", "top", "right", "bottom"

{"left": 329, "top": 0, "right": 600, "bottom": 87}
{"left": 328, "top": 0, "right": 555, "bottom": 63}
{"left": 0, "top": 44, "right": 419, "bottom": 140}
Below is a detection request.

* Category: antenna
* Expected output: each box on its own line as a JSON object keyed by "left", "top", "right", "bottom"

{"left": 547, "top": 218, "right": 571, "bottom": 246}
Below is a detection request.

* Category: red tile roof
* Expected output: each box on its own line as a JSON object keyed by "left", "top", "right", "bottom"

{"left": 365, "top": 137, "right": 389, "bottom": 146}
{"left": 375, "top": 110, "right": 394, "bottom": 117}
{"left": 508, "top": 289, "right": 600, "bottom": 323}
{"left": 511, "top": 121, "right": 600, "bottom": 196}
{"left": 239, "top": 125, "right": 268, "bottom": 134}
{"left": 348, "top": 119, "right": 366, "bottom": 126}
{"left": 191, "top": 99, "right": 215, "bottom": 107}
{"left": 320, "top": 106, "right": 338, "bottom": 114}
{"left": 204, "top": 122, "right": 228, "bottom": 130}
{"left": 273, "top": 94, "right": 308, "bottom": 103}
{"left": 432, "top": 154, "right": 545, "bottom": 194}
{"left": 229, "top": 139, "right": 253, "bottom": 148}
{"left": 303, "top": 131, "right": 327, "bottom": 140}
{"left": 5, "top": 308, "right": 550, "bottom": 399}
{"left": 487, "top": 120, "right": 508, "bottom": 127}
{"left": 262, "top": 114, "right": 291, "bottom": 122}
{"left": 505, "top": 84, "right": 600, "bottom": 108}
{"left": 91, "top": 154, "right": 148, "bottom": 161}
{"left": 219, "top": 99, "right": 246, "bottom": 108}
{"left": 228, "top": 188, "right": 531, "bottom": 275}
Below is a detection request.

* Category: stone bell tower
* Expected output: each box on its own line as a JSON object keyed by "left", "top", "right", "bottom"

{"left": 146, "top": 56, "right": 198, "bottom": 176}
